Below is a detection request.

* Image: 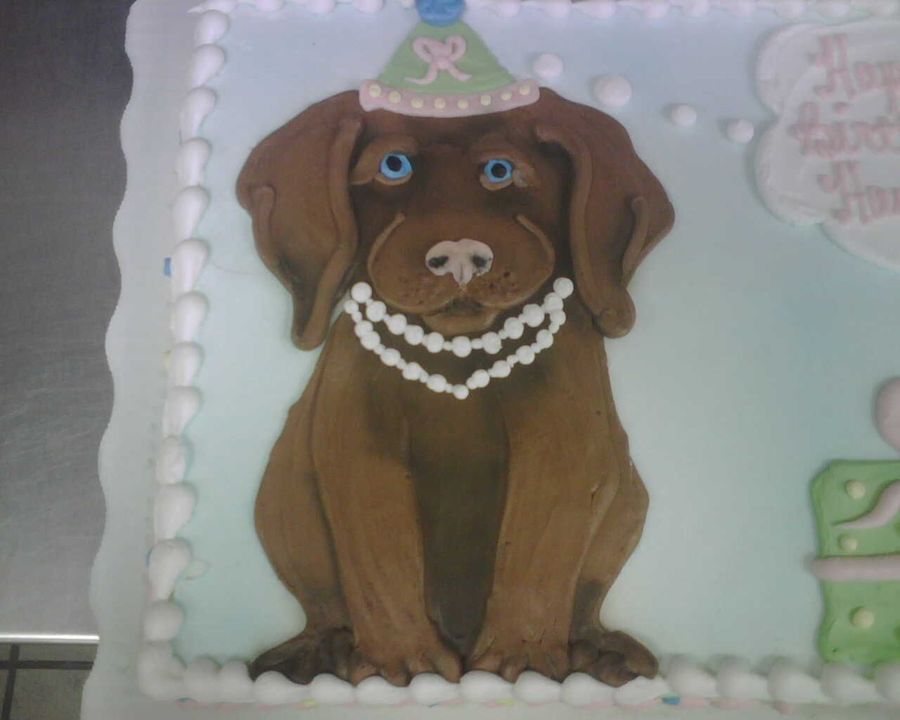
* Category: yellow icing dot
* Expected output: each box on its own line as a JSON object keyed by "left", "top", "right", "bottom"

{"left": 851, "top": 607, "right": 875, "bottom": 629}
{"left": 838, "top": 534, "right": 858, "bottom": 552}
{"left": 411, "top": 97, "right": 424, "bottom": 109}
{"left": 480, "top": 94, "right": 492, "bottom": 106}
{"left": 500, "top": 91, "right": 513, "bottom": 101}
{"left": 518, "top": 83, "right": 532, "bottom": 95}
{"left": 388, "top": 91, "right": 402, "bottom": 104}
{"left": 457, "top": 99, "right": 469, "bottom": 110}
{"left": 845, "top": 480, "right": 866, "bottom": 499}
{"left": 368, "top": 83, "right": 382, "bottom": 98}
{"left": 434, "top": 98, "right": 446, "bottom": 109}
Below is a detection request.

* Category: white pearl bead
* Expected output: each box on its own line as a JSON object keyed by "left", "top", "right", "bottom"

{"left": 481, "top": 332, "right": 502, "bottom": 355}
{"left": 471, "top": 338, "right": 484, "bottom": 350}
{"left": 404, "top": 324, "right": 424, "bottom": 346}
{"left": 535, "top": 329, "right": 554, "bottom": 349}
{"left": 351, "top": 311, "right": 363, "bottom": 323}
{"left": 549, "top": 322, "right": 561, "bottom": 334}
{"left": 402, "top": 362, "right": 423, "bottom": 381}
{"left": 396, "top": 358, "right": 407, "bottom": 370}
{"left": 516, "top": 345, "right": 536, "bottom": 365}
{"left": 468, "top": 370, "right": 490, "bottom": 389}
{"left": 503, "top": 317, "right": 524, "bottom": 340}
{"left": 521, "top": 303, "right": 544, "bottom": 328}
{"left": 380, "top": 348, "right": 400, "bottom": 366}
{"left": 549, "top": 309, "right": 567, "bottom": 326}
{"left": 365, "top": 300, "right": 387, "bottom": 322}
{"left": 385, "top": 314, "right": 407, "bottom": 335}
{"left": 443, "top": 341, "right": 453, "bottom": 352}
{"left": 453, "top": 385, "right": 470, "bottom": 400}
{"left": 451, "top": 336, "right": 472, "bottom": 358}
{"left": 360, "top": 331, "right": 381, "bottom": 350}
{"left": 343, "top": 299, "right": 359, "bottom": 314}
{"left": 424, "top": 333, "right": 444, "bottom": 353}
{"left": 426, "top": 374, "right": 448, "bottom": 393}
{"left": 490, "top": 361, "right": 511, "bottom": 378}
{"left": 543, "top": 293, "right": 563, "bottom": 312}
{"left": 354, "top": 320, "right": 373, "bottom": 338}
{"left": 372, "top": 343, "right": 385, "bottom": 355}
{"left": 350, "top": 282, "right": 372, "bottom": 303}
{"left": 553, "top": 277, "right": 574, "bottom": 298}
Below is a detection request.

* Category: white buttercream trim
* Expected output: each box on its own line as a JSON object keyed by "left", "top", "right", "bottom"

{"left": 188, "top": 0, "right": 900, "bottom": 19}
{"left": 137, "top": 0, "right": 900, "bottom": 706}
{"left": 137, "top": 653, "right": 900, "bottom": 706}
{"left": 141, "top": 8, "right": 220, "bottom": 696}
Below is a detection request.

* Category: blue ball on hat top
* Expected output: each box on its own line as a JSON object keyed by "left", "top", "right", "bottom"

{"left": 416, "top": 0, "right": 465, "bottom": 27}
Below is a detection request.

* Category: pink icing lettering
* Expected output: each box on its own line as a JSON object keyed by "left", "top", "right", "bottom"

{"left": 813, "top": 34, "right": 854, "bottom": 100}
{"left": 853, "top": 61, "right": 877, "bottom": 93}
{"left": 879, "top": 60, "right": 900, "bottom": 115}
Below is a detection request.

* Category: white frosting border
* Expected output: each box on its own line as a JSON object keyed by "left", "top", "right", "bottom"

{"left": 139, "top": 1, "right": 900, "bottom": 707}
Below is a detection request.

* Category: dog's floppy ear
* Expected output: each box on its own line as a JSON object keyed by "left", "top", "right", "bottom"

{"left": 534, "top": 89, "right": 674, "bottom": 337}
{"left": 237, "top": 91, "right": 364, "bottom": 349}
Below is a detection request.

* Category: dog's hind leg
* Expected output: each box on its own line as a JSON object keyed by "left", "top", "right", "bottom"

{"left": 250, "top": 363, "right": 353, "bottom": 683}
{"left": 568, "top": 466, "right": 657, "bottom": 686}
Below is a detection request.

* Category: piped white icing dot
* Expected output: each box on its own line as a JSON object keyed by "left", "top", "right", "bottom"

{"left": 351, "top": 282, "right": 372, "bottom": 303}
{"left": 553, "top": 277, "right": 574, "bottom": 298}
{"left": 845, "top": 479, "right": 867, "bottom": 499}
{"left": 643, "top": 0, "right": 669, "bottom": 19}
{"left": 725, "top": 119, "right": 755, "bottom": 144}
{"left": 532, "top": 53, "right": 563, "bottom": 81}
{"left": 776, "top": 0, "right": 807, "bottom": 18}
{"left": 819, "top": 0, "right": 851, "bottom": 18}
{"left": 669, "top": 104, "right": 698, "bottom": 127}
{"left": 851, "top": 607, "right": 875, "bottom": 629}
{"left": 593, "top": 75, "right": 632, "bottom": 108}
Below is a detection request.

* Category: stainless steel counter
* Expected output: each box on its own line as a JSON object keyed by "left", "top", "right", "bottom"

{"left": 0, "top": 0, "right": 132, "bottom": 644}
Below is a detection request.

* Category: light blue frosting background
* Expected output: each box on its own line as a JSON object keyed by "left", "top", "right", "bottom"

{"left": 174, "top": 4, "right": 900, "bottom": 666}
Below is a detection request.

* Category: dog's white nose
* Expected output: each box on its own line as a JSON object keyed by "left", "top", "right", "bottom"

{"left": 425, "top": 238, "right": 493, "bottom": 287}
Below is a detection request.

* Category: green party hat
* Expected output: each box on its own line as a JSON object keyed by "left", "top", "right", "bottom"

{"left": 360, "top": 20, "right": 538, "bottom": 117}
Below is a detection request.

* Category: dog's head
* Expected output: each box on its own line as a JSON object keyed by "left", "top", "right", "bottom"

{"left": 237, "top": 89, "right": 673, "bottom": 349}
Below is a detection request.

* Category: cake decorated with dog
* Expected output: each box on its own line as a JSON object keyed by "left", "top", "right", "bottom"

{"left": 94, "top": 0, "right": 900, "bottom": 716}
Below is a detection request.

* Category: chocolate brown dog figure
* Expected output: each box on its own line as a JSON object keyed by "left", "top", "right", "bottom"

{"left": 237, "top": 87, "right": 673, "bottom": 688}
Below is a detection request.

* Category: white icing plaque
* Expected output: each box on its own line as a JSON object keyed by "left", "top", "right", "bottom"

{"left": 756, "top": 21, "right": 900, "bottom": 271}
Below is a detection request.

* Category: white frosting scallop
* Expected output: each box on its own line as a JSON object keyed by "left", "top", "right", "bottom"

{"left": 768, "top": 660, "right": 829, "bottom": 705}
{"left": 189, "top": 44, "right": 227, "bottom": 88}
{"left": 185, "top": 658, "right": 222, "bottom": 703}
{"left": 170, "top": 238, "right": 209, "bottom": 297}
{"left": 162, "top": 386, "right": 201, "bottom": 436}
{"left": 355, "top": 675, "right": 410, "bottom": 705}
{"left": 253, "top": 671, "right": 311, "bottom": 704}
{"left": 409, "top": 672, "right": 461, "bottom": 704}
{"left": 155, "top": 436, "right": 187, "bottom": 485}
{"left": 309, "top": 673, "right": 357, "bottom": 704}
{"left": 459, "top": 670, "right": 514, "bottom": 702}
{"left": 514, "top": 670, "right": 562, "bottom": 703}
{"left": 154, "top": 483, "right": 197, "bottom": 540}
{"left": 180, "top": 87, "right": 218, "bottom": 140}
{"left": 559, "top": 672, "right": 615, "bottom": 706}
{"left": 172, "top": 186, "right": 210, "bottom": 241}
{"left": 137, "top": 642, "right": 187, "bottom": 700}
{"left": 142, "top": 600, "right": 185, "bottom": 642}
{"left": 219, "top": 661, "right": 256, "bottom": 703}
{"left": 574, "top": 0, "right": 616, "bottom": 17}
{"left": 168, "top": 342, "right": 203, "bottom": 387}
{"left": 175, "top": 138, "right": 212, "bottom": 187}
{"left": 148, "top": 539, "right": 191, "bottom": 600}
{"left": 821, "top": 663, "right": 882, "bottom": 703}
{"left": 667, "top": 655, "right": 717, "bottom": 697}
{"left": 194, "top": 9, "right": 230, "bottom": 44}
{"left": 170, "top": 292, "right": 209, "bottom": 344}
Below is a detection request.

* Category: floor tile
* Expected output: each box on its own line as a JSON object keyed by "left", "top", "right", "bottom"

{"left": 11, "top": 669, "right": 89, "bottom": 720}
{"left": 18, "top": 643, "right": 96, "bottom": 662}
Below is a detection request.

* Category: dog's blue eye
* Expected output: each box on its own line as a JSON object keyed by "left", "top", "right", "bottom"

{"left": 483, "top": 158, "right": 514, "bottom": 185}
{"left": 379, "top": 152, "right": 413, "bottom": 181}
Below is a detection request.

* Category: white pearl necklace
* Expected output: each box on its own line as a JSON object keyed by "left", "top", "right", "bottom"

{"left": 343, "top": 278, "right": 574, "bottom": 399}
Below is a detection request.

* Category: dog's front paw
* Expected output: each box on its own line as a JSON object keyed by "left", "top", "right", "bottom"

{"left": 568, "top": 629, "right": 658, "bottom": 687}
{"left": 467, "top": 631, "right": 570, "bottom": 682}
{"left": 348, "top": 636, "right": 462, "bottom": 687}
{"left": 250, "top": 627, "right": 355, "bottom": 683}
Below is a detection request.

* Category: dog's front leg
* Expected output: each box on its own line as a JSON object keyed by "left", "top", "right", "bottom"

{"left": 468, "top": 313, "right": 629, "bottom": 683}
{"left": 311, "top": 321, "right": 462, "bottom": 687}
